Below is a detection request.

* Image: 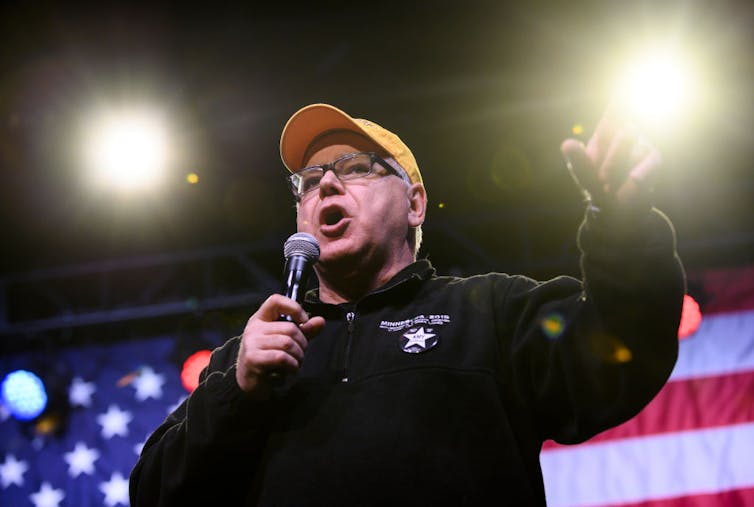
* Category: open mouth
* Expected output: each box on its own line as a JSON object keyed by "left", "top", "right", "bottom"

{"left": 322, "top": 208, "right": 344, "bottom": 226}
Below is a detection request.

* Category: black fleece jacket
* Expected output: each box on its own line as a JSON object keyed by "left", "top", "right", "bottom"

{"left": 130, "top": 208, "right": 685, "bottom": 506}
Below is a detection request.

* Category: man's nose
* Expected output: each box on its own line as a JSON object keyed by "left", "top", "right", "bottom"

{"left": 318, "top": 169, "right": 344, "bottom": 197}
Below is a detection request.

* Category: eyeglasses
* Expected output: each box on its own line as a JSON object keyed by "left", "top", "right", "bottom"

{"left": 288, "top": 152, "right": 408, "bottom": 200}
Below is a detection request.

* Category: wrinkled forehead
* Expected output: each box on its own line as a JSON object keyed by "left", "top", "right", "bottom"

{"left": 302, "top": 130, "right": 390, "bottom": 167}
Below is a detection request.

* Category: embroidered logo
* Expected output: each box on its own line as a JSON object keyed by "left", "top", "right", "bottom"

{"left": 380, "top": 314, "right": 449, "bottom": 354}
{"left": 400, "top": 327, "right": 438, "bottom": 354}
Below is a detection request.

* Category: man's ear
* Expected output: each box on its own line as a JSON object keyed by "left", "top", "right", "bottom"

{"left": 407, "top": 183, "right": 427, "bottom": 227}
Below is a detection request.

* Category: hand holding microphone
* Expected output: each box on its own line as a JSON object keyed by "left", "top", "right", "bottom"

{"left": 235, "top": 233, "right": 324, "bottom": 398}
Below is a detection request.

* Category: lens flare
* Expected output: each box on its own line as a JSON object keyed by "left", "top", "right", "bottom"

{"left": 541, "top": 313, "right": 565, "bottom": 339}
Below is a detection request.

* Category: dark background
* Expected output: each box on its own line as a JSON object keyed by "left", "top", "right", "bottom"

{"left": 0, "top": 1, "right": 751, "bottom": 341}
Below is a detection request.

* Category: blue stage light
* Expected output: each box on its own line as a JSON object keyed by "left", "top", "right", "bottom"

{"left": 1, "top": 370, "right": 48, "bottom": 421}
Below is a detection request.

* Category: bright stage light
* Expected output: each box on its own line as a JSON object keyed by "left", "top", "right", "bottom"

{"left": 614, "top": 48, "right": 697, "bottom": 125}
{"left": 84, "top": 109, "right": 170, "bottom": 190}
{"left": 1, "top": 370, "right": 48, "bottom": 421}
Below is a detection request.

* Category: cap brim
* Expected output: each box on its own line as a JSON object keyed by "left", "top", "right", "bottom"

{"left": 280, "top": 103, "right": 367, "bottom": 172}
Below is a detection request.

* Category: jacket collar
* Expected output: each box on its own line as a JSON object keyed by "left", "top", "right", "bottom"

{"left": 303, "top": 259, "right": 435, "bottom": 309}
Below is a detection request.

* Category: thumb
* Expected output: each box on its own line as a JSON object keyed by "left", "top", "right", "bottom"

{"left": 299, "top": 316, "right": 326, "bottom": 339}
{"left": 560, "top": 138, "right": 599, "bottom": 199}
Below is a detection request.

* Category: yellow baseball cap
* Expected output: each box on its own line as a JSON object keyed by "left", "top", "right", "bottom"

{"left": 279, "top": 103, "right": 423, "bottom": 185}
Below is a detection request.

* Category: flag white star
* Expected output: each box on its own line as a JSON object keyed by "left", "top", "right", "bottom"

{"left": 0, "top": 454, "right": 28, "bottom": 488}
{"left": 403, "top": 327, "right": 436, "bottom": 349}
{"left": 99, "top": 471, "right": 130, "bottom": 507}
{"left": 134, "top": 440, "right": 145, "bottom": 456}
{"left": 69, "top": 377, "right": 96, "bottom": 407}
{"left": 96, "top": 404, "right": 133, "bottom": 439}
{"left": 132, "top": 366, "right": 165, "bottom": 401}
{"left": 167, "top": 395, "right": 187, "bottom": 414}
{"left": 64, "top": 442, "right": 100, "bottom": 477}
{"left": 29, "top": 481, "right": 65, "bottom": 507}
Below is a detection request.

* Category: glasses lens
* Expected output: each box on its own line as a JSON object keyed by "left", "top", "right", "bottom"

{"left": 335, "top": 153, "right": 373, "bottom": 180}
{"left": 292, "top": 168, "right": 324, "bottom": 196}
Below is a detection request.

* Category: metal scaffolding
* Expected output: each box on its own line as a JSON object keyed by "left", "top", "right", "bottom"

{"left": 2, "top": 215, "right": 751, "bottom": 351}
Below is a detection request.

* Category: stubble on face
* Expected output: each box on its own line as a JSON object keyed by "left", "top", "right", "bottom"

{"left": 295, "top": 132, "right": 417, "bottom": 301}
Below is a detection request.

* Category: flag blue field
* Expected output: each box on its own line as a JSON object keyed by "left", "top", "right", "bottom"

{"left": 1, "top": 337, "right": 189, "bottom": 507}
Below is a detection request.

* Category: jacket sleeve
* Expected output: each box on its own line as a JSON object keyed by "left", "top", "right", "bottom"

{"left": 499, "top": 206, "right": 685, "bottom": 444}
{"left": 129, "top": 336, "right": 273, "bottom": 506}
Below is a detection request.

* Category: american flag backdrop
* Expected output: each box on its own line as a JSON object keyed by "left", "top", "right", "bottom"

{"left": 1, "top": 265, "right": 753, "bottom": 507}
{"left": 0, "top": 336, "right": 194, "bottom": 507}
{"left": 541, "top": 265, "right": 754, "bottom": 506}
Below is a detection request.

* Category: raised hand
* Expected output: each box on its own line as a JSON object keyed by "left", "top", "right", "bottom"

{"left": 560, "top": 105, "right": 661, "bottom": 214}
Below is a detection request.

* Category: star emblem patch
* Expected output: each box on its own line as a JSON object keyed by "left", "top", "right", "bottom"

{"left": 399, "top": 327, "right": 439, "bottom": 354}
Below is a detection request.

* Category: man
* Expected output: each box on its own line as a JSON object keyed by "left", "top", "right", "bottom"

{"left": 130, "top": 103, "right": 685, "bottom": 506}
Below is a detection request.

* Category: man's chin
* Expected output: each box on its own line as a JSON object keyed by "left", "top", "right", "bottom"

{"left": 316, "top": 242, "right": 365, "bottom": 271}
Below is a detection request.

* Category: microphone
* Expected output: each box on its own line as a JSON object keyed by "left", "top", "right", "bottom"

{"left": 281, "top": 232, "right": 320, "bottom": 310}
{"left": 268, "top": 232, "right": 320, "bottom": 386}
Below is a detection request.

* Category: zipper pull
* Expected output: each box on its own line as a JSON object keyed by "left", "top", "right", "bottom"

{"left": 342, "top": 311, "right": 356, "bottom": 383}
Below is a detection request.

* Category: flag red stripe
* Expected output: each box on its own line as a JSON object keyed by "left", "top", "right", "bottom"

{"left": 604, "top": 485, "right": 754, "bottom": 507}
{"left": 543, "top": 368, "right": 754, "bottom": 449}
{"left": 690, "top": 265, "right": 754, "bottom": 315}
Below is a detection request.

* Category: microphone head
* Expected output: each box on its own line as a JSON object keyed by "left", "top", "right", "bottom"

{"left": 283, "top": 232, "right": 320, "bottom": 262}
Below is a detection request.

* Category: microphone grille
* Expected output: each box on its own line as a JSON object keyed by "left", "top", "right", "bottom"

{"left": 283, "top": 232, "right": 320, "bottom": 261}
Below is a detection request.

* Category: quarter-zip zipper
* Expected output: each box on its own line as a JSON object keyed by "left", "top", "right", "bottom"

{"left": 309, "top": 268, "right": 426, "bottom": 383}
{"left": 341, "top": 311, "right": 356, "bottom": 383}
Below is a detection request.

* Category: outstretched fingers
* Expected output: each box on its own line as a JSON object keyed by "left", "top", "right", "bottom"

{"left": 561, "top": 138, "right": 599, "bottom": 201}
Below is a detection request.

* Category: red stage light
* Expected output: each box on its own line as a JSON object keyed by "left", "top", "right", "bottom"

{"left": 678, "top": 294, "right": 702, "bottom": 340}
{"left": 180, "top": 350, "right": 212, "bottom": 392}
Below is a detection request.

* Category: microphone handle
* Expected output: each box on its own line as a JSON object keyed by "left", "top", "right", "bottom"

{"left": 268, "top": 255, "right": 311, "bottom": 386}
{"left": 283, "top": 255, "right": 310, "bottom": 303}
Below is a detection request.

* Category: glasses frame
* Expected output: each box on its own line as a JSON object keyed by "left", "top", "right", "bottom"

{"left": 288, "top": 152, "right": 408, "bottom": 201}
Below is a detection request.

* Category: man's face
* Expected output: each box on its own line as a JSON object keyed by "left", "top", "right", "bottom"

{"left": 295, "top": 131, "right": 418, "bottom": 272}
